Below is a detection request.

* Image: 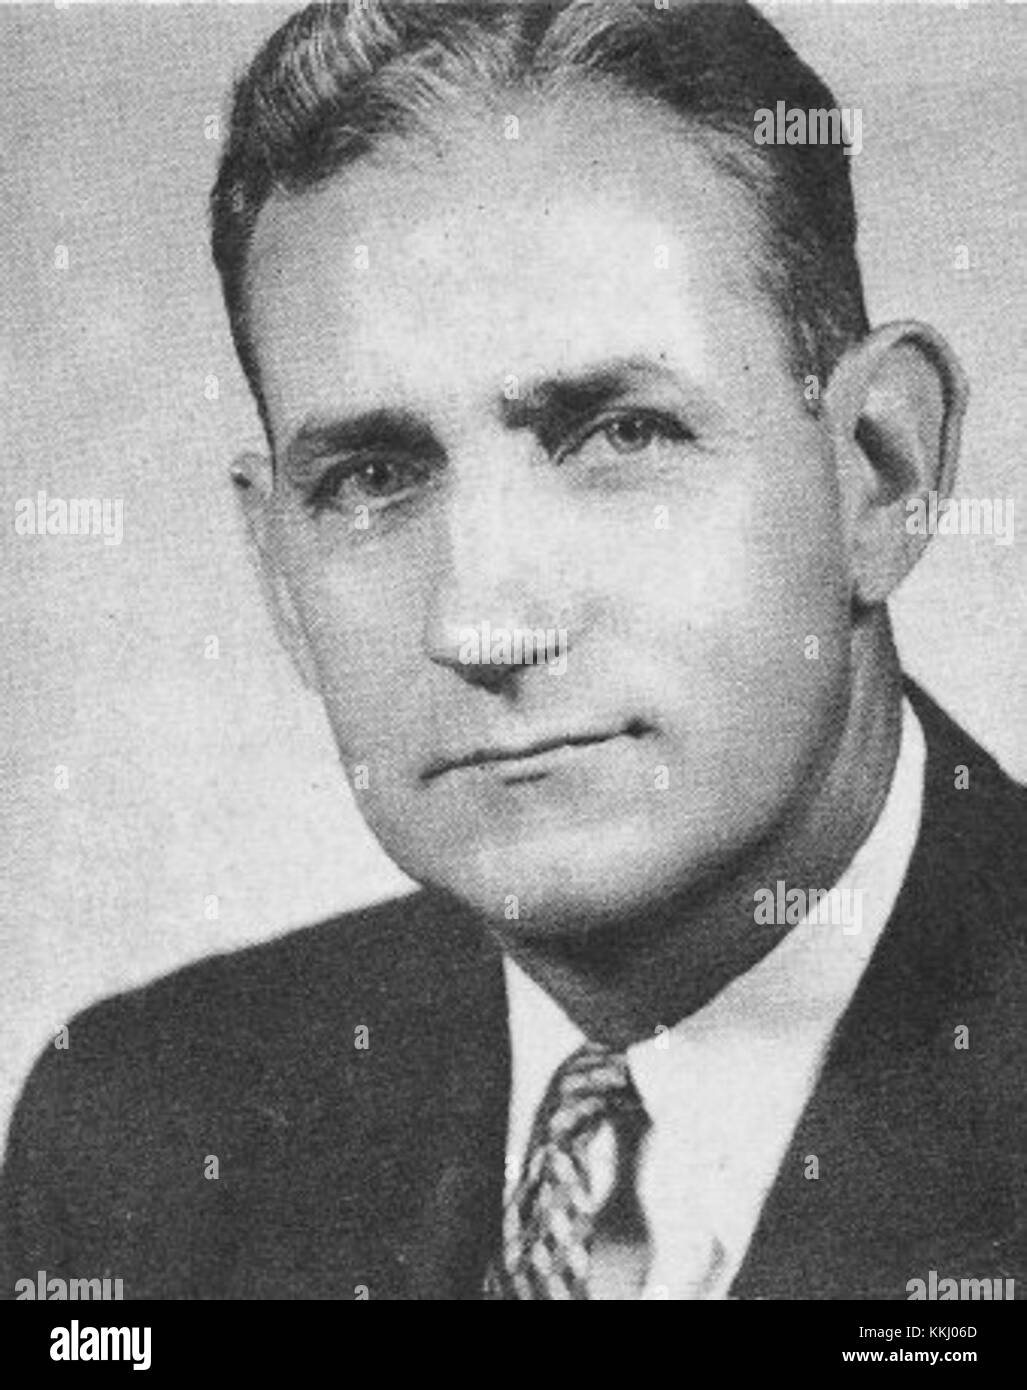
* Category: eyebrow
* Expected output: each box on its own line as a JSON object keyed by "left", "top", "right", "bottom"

{"left": 500, "top": 356, "right": 693, "bottom": 450}
{"left": 279, "top": 409, "right": 442, "bottom": 479}
{"left": 278, "top": 355, "right": 705, "bottom": 475}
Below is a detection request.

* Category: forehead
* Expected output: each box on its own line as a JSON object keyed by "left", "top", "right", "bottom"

{"left": 245, "top": 92, "right": 785, "bottom": 445}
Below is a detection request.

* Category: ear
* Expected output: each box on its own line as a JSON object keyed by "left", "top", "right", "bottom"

{"left": 822, "top": 321, "right": 969, "bottom": 608}
{"left": 230, "top": 451, "right": 322, "bottom": 692}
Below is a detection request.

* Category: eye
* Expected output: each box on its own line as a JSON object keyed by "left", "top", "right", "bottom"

{"left": 565, "top": 409, "right": 695, "bottom": 465}
{"left": 305, "top": 454, "right": 425, "bottom": 515}
{"left": 601, "top": 413, "right": 678, "bottom": 454}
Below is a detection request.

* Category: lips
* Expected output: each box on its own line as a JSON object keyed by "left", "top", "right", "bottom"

{"left": 422, "top": 719, "right": 651, "bottom": 782}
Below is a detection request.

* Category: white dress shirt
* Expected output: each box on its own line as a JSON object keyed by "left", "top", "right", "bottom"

{"left": 502, "top": 696, "right": 927, "bottom": 1298}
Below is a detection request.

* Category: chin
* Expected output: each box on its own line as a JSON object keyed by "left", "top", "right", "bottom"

{"left": 412, "top": 817, "right": 723, "bottom": 938}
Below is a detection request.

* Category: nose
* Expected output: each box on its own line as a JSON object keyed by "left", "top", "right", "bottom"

{"left": 422, "top": 447, "right": 573, "bottom": 689}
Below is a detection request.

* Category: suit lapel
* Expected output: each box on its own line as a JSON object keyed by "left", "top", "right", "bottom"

{"left": 391, "top": 931, "right": 510, "bottom": 1300}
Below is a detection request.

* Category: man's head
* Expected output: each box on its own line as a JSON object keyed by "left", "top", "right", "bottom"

{"left": 213, "top": 0, "right": 966, "bottom": 936}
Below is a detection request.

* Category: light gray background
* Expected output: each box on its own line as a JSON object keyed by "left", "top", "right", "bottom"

{"left": 1, "top": 0, "right": 1024, "bottom": 1152}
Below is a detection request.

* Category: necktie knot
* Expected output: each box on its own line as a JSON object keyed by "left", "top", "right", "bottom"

{"left": 531, "top": 1042, "right": 644, "bottom": 1151}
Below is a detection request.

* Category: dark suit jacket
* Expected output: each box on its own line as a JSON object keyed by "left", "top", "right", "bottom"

{"left": 2, "top": 683, "right": 1025, "bottom": 1299}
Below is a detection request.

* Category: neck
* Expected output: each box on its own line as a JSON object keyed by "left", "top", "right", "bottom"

{"left": 498, "top": 638, "right": 905, "bottom": 1049}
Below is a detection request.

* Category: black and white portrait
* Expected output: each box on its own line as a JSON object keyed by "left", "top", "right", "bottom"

{"left": 1, "top": 0, "right": 1024, "bottom": 1312}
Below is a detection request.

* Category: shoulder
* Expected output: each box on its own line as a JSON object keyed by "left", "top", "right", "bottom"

{"left": 879, "top": 680, "right": 1027, "bottom": 1095}
{"left": 66, "top": 889, "right": 468, "bottom": 1053}
{"left": 0, "top": 890, "right": 495, "bottom": 1296}
{"left": 9, "top": 889, "right": 482, "bottom": 1133}
{"left": 2, "top": 891, "right": 487, "bottom": 1175}
{"left": 907, "top": 677, "right": 1026, "bottom": 918}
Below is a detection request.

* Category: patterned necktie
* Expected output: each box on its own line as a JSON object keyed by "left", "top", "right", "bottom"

{"left": 485, "top": 1041, "right": 651, "bottom": 1300}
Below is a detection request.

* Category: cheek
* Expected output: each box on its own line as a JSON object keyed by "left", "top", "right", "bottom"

{"left": 616, "top": 461, "right": 843, "bottom": 624}
{"left": 285, "top": 553, "right": 426, "bottom": 760}
{"left": 599, "top": 452, "right": 850, "bottom": 729}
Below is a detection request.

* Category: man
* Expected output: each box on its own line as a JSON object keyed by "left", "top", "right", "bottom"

{"left": 2, "top": 0, "right": 1023, "bottom": 1300}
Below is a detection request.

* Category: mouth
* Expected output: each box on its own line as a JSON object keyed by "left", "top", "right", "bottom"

{"left": 422, "top": 719, "right": 652, "bottom": 784}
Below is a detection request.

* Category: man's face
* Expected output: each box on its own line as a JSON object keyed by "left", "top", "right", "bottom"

{"left": 246, "top": 95, "right": 854, "bottom": 934}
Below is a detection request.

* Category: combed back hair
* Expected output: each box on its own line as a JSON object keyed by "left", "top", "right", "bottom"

{"left": 211, "top": 0, "right": 869, "bottom": 436}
